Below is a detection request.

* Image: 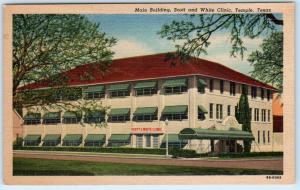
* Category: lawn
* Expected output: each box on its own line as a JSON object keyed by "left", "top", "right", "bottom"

{"left": 13, "top": 157, "right": 283, "bottom": 176}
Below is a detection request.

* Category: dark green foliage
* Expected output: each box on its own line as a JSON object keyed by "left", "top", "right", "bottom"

{"left": 236, "top": 93, "right": 252, "bottom": 153}
{"left": 170, "top": 148, "right": 198, "bottom": 158}
{"left": 248, "top": 32, "right": 283, "bottom": 92}
{"left": 159, "top": 14, "right": 282, "bottom": 59}
{"left": 198, "top": 151, "right": 283, "bottom": 158}
{"left": 13, "top": 137, "right": 23, "bottom": 147}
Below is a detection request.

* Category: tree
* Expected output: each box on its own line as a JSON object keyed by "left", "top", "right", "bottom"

{"left": 159, "top": 14, "right": 282, "bottom": 59}
{"left": 235, "top": 91, "right": 252, "bottom": 153}
{"left": 248, "top": 32, "right": 283, "bottom": 92}
{"left": 13, "top": 14, "right": 116, "bottom": 114}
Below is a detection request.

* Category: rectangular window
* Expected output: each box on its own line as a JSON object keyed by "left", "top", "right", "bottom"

{"left": 257, "top": 131, "right": 260, "bottom": 144}
{"left": 263, "top": 131, "right": 266, "bottom": 144}
{"left": 267, "top": 110, "right": 271, "bottom": 122}
{"left": 254, "top": 108, "right": 260, "bottom": 121}
{"left": 230, "top": 82, "right": 236, "bottom": 96}
{"left": 135, "top": 114, "right": 158, "bottom": 121}
{"left": 261, "top": 88, "right": 265, "bottom": 100}
{"left": 268, "top": 131, "right": 270, "bottom": 143}
{"left": 84, "top": 116, "right": 105, "bottom": 124}
{"left": 110, "top": 90, "right": 130, "bottom": 98}
{"left": 227, "top": 105, "right": 231, "bottom": 116}
{"left": 164, "top": 86, "right": 187, "bottom": 94}
{"left": 24, "top": 119, "right": 41, "bottom": 125}
{"left": 162, "top": 114, "right": 188, "bottom": 121}
{"left": 220, "top": 80, "right": 224, "bottom": 94}
{"left": 136, "top": 135, "right": 143, "bottom": 148}
{"left": 84, "top": 92, "right": 105, "bottom": 100}
{"left": 267, "top": 90, "right": 271, "bottom": 101}
{"left": 136, "top": 88, "right": 157, "bottom": 96}
{"left": 216, "top": 104, "right": 223, "bottom": 120}
{"left": 209, "top": 103, "right": 214, "bottom": 119}
{"left": 251, "top": 86, "right": 257, "bottom": 99}
{"left": 145, "top": 135, "right": 151, "bottom": 148}
{"left": 209, "top": 79, "right": 214, "bottom": 92}
{"left": 109, "top": 115, "right": 130, "bottom": 122}
{"left": 43, "top": 118, "right": 61, "bottom": 125}
{"left": 152, "top": 135, "right": 159, "bottom": 149}
{"left": 63, "top": 117, "right": 80, "bottom": 124}
{"left": 261, "top": 109, "right": 266, "bottom": 122}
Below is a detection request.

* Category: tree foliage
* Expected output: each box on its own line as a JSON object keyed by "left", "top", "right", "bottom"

{"left": 13, "top": 14, "right": 116, "bottom": 111}
{"left": 248, "top": 32, "right": 283, "bottom": 92}
{"left": 159, "top": 14, "right": 282, "bottom": 59}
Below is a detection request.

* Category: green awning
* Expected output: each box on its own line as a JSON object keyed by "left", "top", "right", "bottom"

{"left": 162, "top": 134, "right": 186, "bottom": 143}
{"left": 108, "top": 83, "right": 130, "bottom": 91}
{"left": 198, "top": 105, "right": 208, "bottom": 113}
{"left": 85, "top": 134, "right": 106, "bottom": 142}
{"left": 82, "top": 85, "right": 104, "bottom": 93}
{"left": 179, "top": 128, "right": 254, "bottom": 140}
{"left": 63, "top": 111, "right": 82, "bottom": 118}
{"left": 109, "top": 108, "right": 130, "bottom": 116}
{"left": 134, "top": 107, "right": 158, "bottom": 115}
{"left": 43, "top": 112, "right": 61, "bottom": 119}
{"left": 24, "top": 113, "right": 41, "bottom": 120}
{"left": 109, "top": 134, "right": 131, "bottom": 142}
{"left": 198, "top": 78, "right": 207, "bottom": 87}
{"left": 24, "top": 135, "right": 41, "bottom": 141}
{"left": 43, "top": 134, "right": 61, "bottom": 141}
{"left": 85, "top": 110, "right": 105, "bottom": 117}
{"left": 134, "top": 81, "right": 157, "bottom": 89}
{"left": 63, "top": 134, "right": 82, "bottom": 141}
{"left": 163, "top": 78, "right": 187, "bottom": 88}
{"left": 162, "top": 105, "right": 188, "bottom": 114}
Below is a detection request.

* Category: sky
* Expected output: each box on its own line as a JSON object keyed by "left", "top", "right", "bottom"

{"left": 86, "top": 14, "right": 282, "bottom": 76}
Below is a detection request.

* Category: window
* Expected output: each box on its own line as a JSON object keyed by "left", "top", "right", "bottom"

{"left": 43, "top": 118, "right": 61, "bottom": 125}
{"left": 145, "top": 135, "right": 151, "bottom": 148}
{"left": 209, "top": 79, "right": 214, "bottom": 92}
{"left": 63, "top": 141, "right": 81, "bottom": 146}
{"left": 209, "top": 103, "right": 214, "bottom": 119}
{"left": 84, "top": 91, "right": 104, "bottom": 100}
{"left": 216, "top": 104, "right": 223, "bottom": 120}
{"left": 257, "top": 131, "right": 260, "bottom": 144}
{"left": 136, "top": 135, "right": 143, "bottom": 148}
{"left": 109, "top": 115, "right": 130, "bottom": 122}
{"left": 136, "top": 88, "right": 157, "bottom": 96}
{"left": 24, "top": 119, "right": 41, "bottom": 125}
{"left": 135, "top": 114, "right": 158, "bottom": 121}
{"left": 110, "top": 90, "right": 130, "bottom": 98}
{"left": 153, "top": 135, "right": 159, "bottom": 149}
{"left": 263, "top": 131, "right": 266, "bottom": 144}
{"left": 261, "top": 109, "right": 266, "bottom": 122}
{"left": 242, "top": 84, "right": 248, "bottom": 95}
{"left": 198, "top": 108, "right": 206, "bottom": 120}
{"left": 261, "top": 88, "right": 265, "bottom": 100}
{"left": 162, "top": 114, "right": 188, "bottom": 121}
{"left": 267, "top": 90, "right": 271, "bottom": 101}
{"left": 251, "top": 86, "right": 257, "bottom": 99}
{"left": 249, "top": 108, "right": 252, "bottom": 121}
{"left": 63, "top": 117, "right": 80, "bottom": 124}
{"left": 230, "top": 82, "right": 236, "bottom": 96}
{"left": 198, "top": 84, "right": 205, "bottom": 94}
{"left": 84, "top": 116, "right": 105, "bottom": 123}
{"left": 165, "top": 86, "right": 187, "bottom": 94}
{"left": 254, "top": 108, "right": 260, "bottom": 121}
{"left": 268, "top": 131, "right": 270, "bottom": 143}
{"left": 227, "top": 105, "right": 231, "bottom": 116}
{"left": 220, "top": 80, "right": 224, "bottom": 94}
{"left": 267, "top": 110, "right": 271, "bottom": 122}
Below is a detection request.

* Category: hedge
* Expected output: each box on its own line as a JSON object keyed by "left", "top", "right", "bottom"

{"left": 198, "top": 151, "right": 283, "bottom": 158}
{"left": 170, "top": 148, "right": 198, "bottom": 158}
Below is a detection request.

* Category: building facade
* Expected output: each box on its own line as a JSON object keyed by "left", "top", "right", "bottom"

{"left": 21, "top": 53, "right": 276, "bottom": 153}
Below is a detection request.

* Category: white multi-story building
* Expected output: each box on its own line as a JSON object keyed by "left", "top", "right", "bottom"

{"left": 21, "top": 53, "right": 276, "bottom": 153}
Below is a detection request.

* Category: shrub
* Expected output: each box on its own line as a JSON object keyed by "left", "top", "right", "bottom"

{"left": 13, "top": 137, "right": 23, "bottom": 147}
{"left": 170, "top": 148, "right": 198, "bottom": 158}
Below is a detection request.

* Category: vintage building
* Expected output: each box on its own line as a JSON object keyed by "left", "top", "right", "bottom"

{"left": 20, "top": 53, "right": 276, "bottom": 153}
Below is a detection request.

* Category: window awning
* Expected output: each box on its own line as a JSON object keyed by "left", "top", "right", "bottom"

{"left": 63, "top": 134, "right": 82, "bottom": 141}
{"left": 109, "top": 134, "right": 131, "bottom": 142}
{"left": 162, "top": 105, "right": 188, "bottom": 114}
{"left": 179, "top": 128, "right": 254, "bottom": 140}
{"left": 198, "top": 105, "right": 208, "bottom": 113}
{"left": 63, "top": 111, "right": 82, "bottom": 118}
{"left": 24, "top": 135, "right": 41, "bottom": 141}
{"left": 24, "top": 113, "right": 41, "bottom": 120}
{"left": 85, "top": 134, "right": 106, "bottom": 142}
{"left": 134, "top": 81, "right": 157, "bottom": 89}
{"left": 163, "top": 78, "right": 187, "bottom": 88}
{"left": 85, "top": 110, "right": 105, "bottom": 117}
{"left": 109, "top": 108, "right": 130, "bottom": 116}
{"left": 108, "top": 83, "right": 130, "bottom": 91}
{"left": 43, "top": 112, "right": 61, "bottom": 119}
{"left": 198, "top": 78, "right": 207, "bottom": 87}
{"left": 82, "top": 85, "right": 104, "bottom": 93}
{"left": 162, "top": 134, "right": 186, "bottom": 143}
{"left": 43, "top": 134, "right": 61, "bottom": 141}
{"left": 134, "top": 107, "right": 158, "bottom": 115}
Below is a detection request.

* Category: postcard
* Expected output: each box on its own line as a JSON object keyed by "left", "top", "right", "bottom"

{"left": 3, "top": 2, "right": 295, "bottom": 184}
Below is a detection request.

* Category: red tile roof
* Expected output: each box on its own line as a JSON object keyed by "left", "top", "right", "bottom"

{"left": 21, "top": 52, "right": 276, "bottom": 90}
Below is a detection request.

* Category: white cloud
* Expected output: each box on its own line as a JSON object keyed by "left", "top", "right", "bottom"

{"left": 112, "top": 39, "right": 155, "bottom": 59}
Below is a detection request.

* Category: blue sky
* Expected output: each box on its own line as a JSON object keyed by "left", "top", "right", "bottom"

{"left": 86, "top": 14, "right": 282, "bottom": 76}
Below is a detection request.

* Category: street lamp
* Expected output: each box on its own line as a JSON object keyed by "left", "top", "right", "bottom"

{"left": 165, "top": 118, "right": 169, "bottom": 158}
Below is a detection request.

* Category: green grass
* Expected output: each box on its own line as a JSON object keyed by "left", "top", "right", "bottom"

{"left": 13, "top": 157, "right": 283, "bottom": 176}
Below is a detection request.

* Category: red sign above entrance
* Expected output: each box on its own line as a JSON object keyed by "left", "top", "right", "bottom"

{"left": 131, "top": 127, "right": 163, "bottom": 134}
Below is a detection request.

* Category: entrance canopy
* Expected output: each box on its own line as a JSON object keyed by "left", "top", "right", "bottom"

{"left": 179, "top": 128, "right": 254, "bottom": 140}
